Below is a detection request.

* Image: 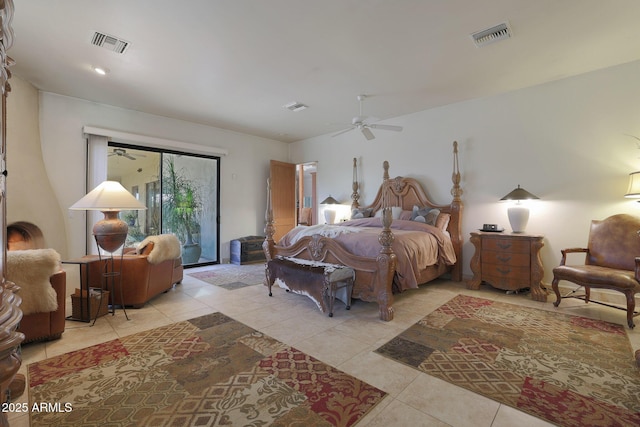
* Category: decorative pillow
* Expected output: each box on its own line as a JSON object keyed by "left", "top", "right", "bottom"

{"left": 351, "top": 207, "right": 373, "bottom": 219}
{"left": 411, "top": 205, "right": 440, "bottom": 226}
{"left": 399, "top": 210, "right": 413, "bottom": 221}
{"left": 435, "top": 213, "right": 451, "bottom": 231}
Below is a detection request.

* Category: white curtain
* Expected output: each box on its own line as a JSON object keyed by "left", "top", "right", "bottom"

{"left": 85, "top": 134, "right": 108, "bottom": 254}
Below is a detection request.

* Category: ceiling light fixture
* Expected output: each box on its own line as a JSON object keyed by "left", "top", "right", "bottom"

{"left": 93, "top": 66, "right": 109, "bottom": 75}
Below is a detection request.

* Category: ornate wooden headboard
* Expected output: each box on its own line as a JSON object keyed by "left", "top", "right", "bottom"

{"left": 360, "top": 141, "right": 463, "bottom": 281}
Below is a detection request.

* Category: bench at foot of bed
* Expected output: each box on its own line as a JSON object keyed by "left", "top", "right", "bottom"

{"left": 266, "top": 256, "right": 355, "bottom": 317}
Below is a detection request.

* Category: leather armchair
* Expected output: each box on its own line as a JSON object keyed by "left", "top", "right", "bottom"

{"left": 551, "top": 213, "right": 640, "bottom": 328}
{"left": 17, "top": 270, "right": 66, "bottom": 343}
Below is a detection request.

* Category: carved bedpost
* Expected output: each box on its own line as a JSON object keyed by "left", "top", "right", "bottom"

{"left": 449, "top": 141, "right": 464, "bottom": 281}
{"left": 263, "top": 178, "right": 276, "bottom": 262}
{"left": 351, "top": 157, "right": 360, "bottom": 210}
{"left": 375, "top": 160, "right": 396, "bottom": 320}
{"left": 376, "top": 206, "right": 397, "bottom": 321}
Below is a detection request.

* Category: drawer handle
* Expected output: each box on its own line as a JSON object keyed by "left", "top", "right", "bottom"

{"left": 497, "top": 256, "right": 511, "bottom": 263}
{"left": 497, "top": 242, "right": 512, "bottom": 250}
{"left": 497, "top": 267, "right": 511, "bottom": 275}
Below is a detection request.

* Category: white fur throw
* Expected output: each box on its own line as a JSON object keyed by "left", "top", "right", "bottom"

{"left": 136, "top": 234, "right": 181, "bottom": 265}
{"left": 6, "top": 249, "right": 60, "bottom": 315}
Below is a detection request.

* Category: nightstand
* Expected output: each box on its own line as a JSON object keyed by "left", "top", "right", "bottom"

{"left": 468, "top": 231, "right": 547, "bottom": 301}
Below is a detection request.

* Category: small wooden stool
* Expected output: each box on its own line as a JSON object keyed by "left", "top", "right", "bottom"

{"left": 266, "top": 257, "right": 355, "bottom": 317}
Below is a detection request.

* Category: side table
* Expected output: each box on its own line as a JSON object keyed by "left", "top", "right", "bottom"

{"left": 468, "top": 231, "right": 547, "bottom": 301}
{"left": 62, "top": 256, "right": 101, "bottom": 322}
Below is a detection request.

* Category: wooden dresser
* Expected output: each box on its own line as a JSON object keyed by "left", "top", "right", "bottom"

{"left": 468, "top": 231, "right": 547, "bottom": 301}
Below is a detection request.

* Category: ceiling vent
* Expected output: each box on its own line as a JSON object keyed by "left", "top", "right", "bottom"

{"left": 283, "top": 101, "right": 308, "bottom": 112}
{"left": 91, "top": 31, "right": 130, "bottom": 54}
{"left": 471, "top": 22, "right": 511, "bottom": 47}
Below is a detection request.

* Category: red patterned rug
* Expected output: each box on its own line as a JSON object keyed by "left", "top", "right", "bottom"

{"left": 375, "top": 294, "right": 640, "bottom": 427}
{"left": 29, "top": 312, "right": 385, "bottom": 426}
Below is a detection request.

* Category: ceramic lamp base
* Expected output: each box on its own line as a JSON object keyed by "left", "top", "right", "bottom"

{"left": 324, "top": 209, "right": 336, "bottom": 225}
{"left": 507, "top": 205, "right": 529, "bottom": 233}
{"left": 93, "top": 211, "right": 128, "bottom": 253}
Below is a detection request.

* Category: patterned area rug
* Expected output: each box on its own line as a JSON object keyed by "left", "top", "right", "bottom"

{"left": 29, "top": 312, "right": 386, "bottom": 426}
{"left": 188, "top": 263, "right": 265, "bottom": 290}
{"left": 375, "top": 294, "right": 640, "bottom": 427}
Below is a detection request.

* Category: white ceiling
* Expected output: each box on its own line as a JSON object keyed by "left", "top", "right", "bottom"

{"left": 9, "top": 0, "right": 640, "bottom": 143}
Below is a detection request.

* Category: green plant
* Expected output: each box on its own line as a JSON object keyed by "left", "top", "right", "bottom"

{"left": 162, "top": 157, "right": 201, "bottom": 245}
{"left": 123, "top": 210, "right": 138, "bottom": 226}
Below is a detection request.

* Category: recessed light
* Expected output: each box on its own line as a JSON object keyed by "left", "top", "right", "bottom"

{"left": 93, "top": 66, "right": 109, "bottom": 75}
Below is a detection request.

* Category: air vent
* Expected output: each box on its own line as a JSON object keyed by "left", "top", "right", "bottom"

{"left": 91, "top": 32, "right": 130, "bottom": 54}
{"left": 471, "top": 22, "right": 511, "bottom": 47}
{"left": 283, "top": 101, "right": 308, "bottom": 112}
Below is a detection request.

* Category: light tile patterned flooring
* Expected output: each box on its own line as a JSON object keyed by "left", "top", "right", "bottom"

{"left": 10, "top": 265, "right": 640, "bottom": 426}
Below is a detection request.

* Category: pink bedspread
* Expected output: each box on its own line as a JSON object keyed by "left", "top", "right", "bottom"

{"left": 279, "top": 218, "right": 456, "bottom": 290}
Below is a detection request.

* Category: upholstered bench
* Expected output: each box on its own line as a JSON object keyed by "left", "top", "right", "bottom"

{"left": 266, "top": 256, "right": 355, "bottom": 317}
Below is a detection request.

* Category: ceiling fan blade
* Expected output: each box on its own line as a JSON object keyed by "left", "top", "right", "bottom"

{"left": 123, "top": 154, "right": 136, "bottom": 160}
{"left": 369, "top": 124, "right": 403, "bottom": 132}
{"left": 361, "top": 127, "right": 375, "bottom": 140}
{"left": 108, "top": 153, "right": 116, "bottom": 157}
{"left": 332, "top": 126, "right": 355, "bottom": 137}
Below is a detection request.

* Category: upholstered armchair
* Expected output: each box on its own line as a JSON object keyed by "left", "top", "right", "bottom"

{"left": 551, "top": 213, "right": 640, "bottom": 328}
{"left": 87, "top": 234, "right": 183, "bottom": 308}
{"left": 7, "top": 249, "right": 66, "bottom": 343}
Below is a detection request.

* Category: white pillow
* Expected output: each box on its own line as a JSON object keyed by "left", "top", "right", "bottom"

{"left": 391, "top": 206, "right": 402, "bottom": 219}
{"left": 374, "top": 207, "right": 402, "bottom": 219}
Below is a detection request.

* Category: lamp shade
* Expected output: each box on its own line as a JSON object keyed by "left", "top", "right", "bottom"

{"left": 500, "top": 185, "right": 539, "bottom": 201}
{"left": 70, "top": 181, "right": 146, "bottom": 253}
{"left": 70, "top": 181, "right": 146, "bottom": 211}
{"left": 625, "top": 172, "right": 640, "bottom": 198}
{"left": 320, "top": 195, "right": 339, "bottom": 205}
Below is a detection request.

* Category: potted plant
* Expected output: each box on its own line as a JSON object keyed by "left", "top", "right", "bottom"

{"left": 123, "top": 210, "right": 138, "bottom": 226}
{"left": 162, "top": 157, "right": 202, "bottom": 264}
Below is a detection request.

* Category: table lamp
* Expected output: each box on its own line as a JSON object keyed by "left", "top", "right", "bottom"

{"left": 500, "top": 185, "right": 539, "bottom": 233}
{"left": 624, "top": 171, "right": 640, "bottom": 198}
{"left": 321, "top": 195, "right": 339, "bottom": 224}
{"left": 70, "top": 181, "right": 146, "bottom": 253}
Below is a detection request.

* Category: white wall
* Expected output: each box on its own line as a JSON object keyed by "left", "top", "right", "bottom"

{"left": 290, "top": 59, "right": 640, "bottom": 285}
{"left": 6, "top": 77, "right": 67, "bottom": 254}
{"left": 36, "top": 92, "right": 289, "bottom": 261}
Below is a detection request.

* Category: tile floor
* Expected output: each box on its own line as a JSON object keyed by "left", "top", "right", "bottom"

{"left": 9, "top": 265, "right": 640, "bottom": 427}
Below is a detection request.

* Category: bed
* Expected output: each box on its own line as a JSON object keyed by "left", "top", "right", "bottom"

{"left": 263, "top": 141, "right": 463, "bottom": 321}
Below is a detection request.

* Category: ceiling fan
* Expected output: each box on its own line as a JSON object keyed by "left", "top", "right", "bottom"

{"left": 108, "top": 148, "right": 146, "bottom": 160}
{"left": 332, "top": 95, "right": 403, "bottom": 141}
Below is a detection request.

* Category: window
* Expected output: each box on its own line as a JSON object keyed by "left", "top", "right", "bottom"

{"left": 108, "top": 143, "right": 220, "bottom": 267}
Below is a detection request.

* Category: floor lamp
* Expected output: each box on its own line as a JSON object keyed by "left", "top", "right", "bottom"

{"left": 70, "top": 181, "right": 146, "bottom": 321}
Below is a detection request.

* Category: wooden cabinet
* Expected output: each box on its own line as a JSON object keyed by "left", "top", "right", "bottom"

{"left": 468, "top": 231, "right": 547, "bottom": 301}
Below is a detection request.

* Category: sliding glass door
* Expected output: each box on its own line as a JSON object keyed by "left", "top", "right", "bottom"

{"left": 107, "top": 143, "right": 220, "bottom": 267}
